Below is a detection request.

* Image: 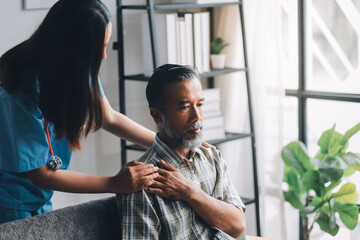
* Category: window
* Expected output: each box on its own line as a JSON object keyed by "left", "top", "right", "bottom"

{"left": 284, "top": 0, "right": 360, "bottom": 239}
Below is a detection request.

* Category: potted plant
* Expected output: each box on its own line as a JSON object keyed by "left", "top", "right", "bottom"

{"left": 282, "top": 123, "right": 360, "bottom": 240}
{"left": 210, "top": 37, "right": 229, "bottom": 69}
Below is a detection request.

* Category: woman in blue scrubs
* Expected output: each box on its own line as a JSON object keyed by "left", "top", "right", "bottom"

{"left": 0, "top": 0, "right": 159, "bottom": 223}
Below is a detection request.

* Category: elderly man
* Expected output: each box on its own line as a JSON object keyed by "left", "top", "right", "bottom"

{"left": 117, "top": 64, "right": 246, "bottom": 240}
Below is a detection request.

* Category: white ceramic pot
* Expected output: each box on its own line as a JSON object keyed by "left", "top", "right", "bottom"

{"left": 211, "top": 54, "right": 226, "bottom": 69}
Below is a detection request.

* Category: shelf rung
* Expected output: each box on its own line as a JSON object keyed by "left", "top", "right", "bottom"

{"left": 121, "top": 5, "right": 147, "bottom": 10}
{"left": 119, "top": 2, "right": 242, "bottom": 11}
{"left": 286, "top": 89, "right": 360, "bottom": 102}
{"left": 122, "top": 68, "right": 247, "bottom": 82}
{"left": 154, "top": 1, "right": 242, "bottom": 10}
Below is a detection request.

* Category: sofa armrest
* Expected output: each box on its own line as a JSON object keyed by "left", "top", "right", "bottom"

{"left": 0, "top": 196, "right": 120, "bottom": 240}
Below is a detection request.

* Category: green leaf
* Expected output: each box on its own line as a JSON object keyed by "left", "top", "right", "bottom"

{"left": 317, "top": 125, "right": 336, "bottom": 152}
{"left": 284, "top": 191, "right": 304, "bottom": 210}
{"left": 313, "top": 157, "right": 343, "bottom": 183}
{"left": 319, "top": 168, "right": 343, "bottom": 183}
{"left": 328, "top": 141, "right": 344, "bottom": 157}
{"left": 286, "top": 169, "right": 300, "bottom": 193}
{"left": 333, "top": 183, "right": 358, "bottom": 204}
{"left": 334, "top": 202, "right": 359, "bottom": 230}
{"left": 328, "top": 198, "right": 336, "bottom": 230}
{"left": 312, "top": 157, "right": 338, "bottom": 169}
{"left": 316, "top": 213, "right": 339, "bottom": 236}
{"left": 302, "top": 169, "right": 325, "bottom": 196}
{"left": 325, "top": 181, "right": 341, "bottom": 195}
{"left": 339, "top": 152, "right": 360, "bottom": 171}
{"left": 282, "top": 142, "right": 311, "bottom": 175}
{"left": 343, "top": 167, "right": 357, "bottom": 177}
{"left": 317, "top": 125, "right": 336, "bottom": 154}
{"left": 315, "top": 151, "right": 326, "bottom": 161}
{"left": 310, "top": 196, "right": 323, "bottom": 207}
{"left": 339, "top": 123, "right": 360, "bottom": 146}
{"left": 210, "top": 37, "right": 229, "bottom": 54}
{"left": 304, "top": 196, "right": 326, "bottom": 214}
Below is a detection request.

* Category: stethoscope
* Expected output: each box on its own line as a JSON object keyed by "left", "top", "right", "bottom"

{"left": 44, "top": 119, "right": 62, "bottom": 170}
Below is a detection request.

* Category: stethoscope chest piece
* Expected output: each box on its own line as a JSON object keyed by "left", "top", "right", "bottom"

{"left": 47, "top": 156, "right": 62, "bottom": 170}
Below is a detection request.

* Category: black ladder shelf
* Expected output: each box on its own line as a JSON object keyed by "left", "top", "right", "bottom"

{"left": 113, "top": 0, "right": 261, "bottom": 236}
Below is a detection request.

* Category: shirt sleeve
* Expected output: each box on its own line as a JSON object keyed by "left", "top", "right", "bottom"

{"left": 117, "top": 192, "right": 161, "bottom": 240}
{"left": 0, "top": 93, "right": 49, "bottom": 172}
{"left": 211, "top": 147, "right": 246, "bottom": 210}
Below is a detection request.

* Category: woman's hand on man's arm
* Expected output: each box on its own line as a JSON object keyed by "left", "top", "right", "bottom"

{"left": 25, "top": 160, "right": 159, "bottom": 194}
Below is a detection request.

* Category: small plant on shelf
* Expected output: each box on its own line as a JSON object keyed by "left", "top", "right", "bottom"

{"left": 282, "top": 123, "right": 360, "bottom": 240}
{"left": 210, "top": 37, "right": 229, "bottom": 69}
{"left": 210, "top": 37, "right": 229, "bottom": 55}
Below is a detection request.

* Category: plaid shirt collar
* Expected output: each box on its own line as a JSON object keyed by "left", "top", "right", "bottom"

{"left": 153, "top": 134, "right": 197, "bottom": 168}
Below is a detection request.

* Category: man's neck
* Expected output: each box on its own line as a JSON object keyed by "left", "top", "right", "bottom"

{"left": 157, "top": 132, "right": 190, "bottom": 159}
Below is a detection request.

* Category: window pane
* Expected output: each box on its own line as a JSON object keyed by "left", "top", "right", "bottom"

{"left": 307, "top": 99, "right": 360, "bottom": 154}
{"left": 307, "top": 99, "right": 360, "bottom": 239}
{"left": 307, "top": 100, "right": 360, "bottom": 191}
{"left": 307, "top": 0, "right": 360, "bottom": 93}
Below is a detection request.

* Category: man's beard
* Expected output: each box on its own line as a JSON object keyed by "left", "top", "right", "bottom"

{"left": 162, "top": 116, "right": 203, "bottom": 150}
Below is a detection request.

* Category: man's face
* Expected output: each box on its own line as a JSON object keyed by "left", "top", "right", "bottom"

{"left": 160, "top": 78, "right": 204, "bottom": 150}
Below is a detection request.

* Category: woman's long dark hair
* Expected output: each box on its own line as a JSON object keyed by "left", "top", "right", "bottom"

{"left": 0, "top": 0, "right": 110, "bottom": 150}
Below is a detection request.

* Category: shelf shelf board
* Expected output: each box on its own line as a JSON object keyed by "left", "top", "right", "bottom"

{"left": 201, "top": 67, "right": 247, "bottom": 78}
{"left": 124, "top": 74, "right": 149, "bottom": 81}
{"left": 121, "top": 1, "right": 241, "bottom": 10}
{"left": 207, "top": 132, "right": 252, "bottom": 145}
{"left": 125, "top": 132, "right": 252, "bottom": 152}
{"left": 241, "top": 197, "right": 256, "bottom": 206}
{"left": 123, "top": 68, "right": 247, "bottom": 82}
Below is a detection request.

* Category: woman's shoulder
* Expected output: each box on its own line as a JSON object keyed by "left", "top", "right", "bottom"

{"left": 1, "top": 70, "right": 39, "bottom": 109}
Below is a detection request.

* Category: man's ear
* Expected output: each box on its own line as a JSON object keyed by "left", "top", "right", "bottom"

{"left": 150, "top": 107, "right": 164, "bottom": 125}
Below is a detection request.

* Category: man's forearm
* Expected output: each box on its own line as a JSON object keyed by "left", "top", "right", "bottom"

{"left": 185, "top": 186, "right": 246, "bottom": 238}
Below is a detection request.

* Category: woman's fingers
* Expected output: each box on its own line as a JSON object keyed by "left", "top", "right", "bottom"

{"left": 202, "top": 141, "right": 214, "bottom": 148}
{"left": 125, "top": 160, "right": 143, "bottom": 166}
{"left": 160, "top": 160, "right": 177, "bottom": 171}
{"left": 134, "top": 164, "right": 159, "bottom": 176}
{"left": 126, "top": 161, "right": 158, "bottom": 176}
{"left": 136, "top": 173, "right": 158, "bottom": 190}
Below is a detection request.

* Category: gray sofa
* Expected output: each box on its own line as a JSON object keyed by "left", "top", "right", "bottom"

{"left": 0, "top": 197, "right": 120, "bottom": 240}
{"left": 0, "top": 196, "right": 247, "bottom": 240}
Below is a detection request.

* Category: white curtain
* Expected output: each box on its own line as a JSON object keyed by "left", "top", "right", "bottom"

{"left": 213, "top": 1, "right": 295, "bottom": 239}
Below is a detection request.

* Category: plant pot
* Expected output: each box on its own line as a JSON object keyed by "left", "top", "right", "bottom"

{"left": 211, "top": 54, "right": 226, "bottom": 69}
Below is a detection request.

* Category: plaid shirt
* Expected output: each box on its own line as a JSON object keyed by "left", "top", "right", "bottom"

{"left": 117, "top": 135, "right": 245, "bottom": 240}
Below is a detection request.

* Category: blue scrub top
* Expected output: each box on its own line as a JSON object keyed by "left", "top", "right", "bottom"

{"left": 0, "top": 72, "right": 104, "bottom": 211}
